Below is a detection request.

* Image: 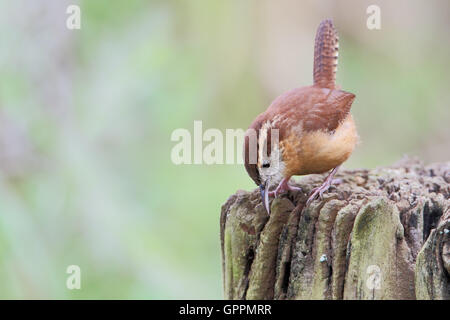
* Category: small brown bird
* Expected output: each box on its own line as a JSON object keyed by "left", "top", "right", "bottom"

{"left": 243, "top": 19, "right": 358, "bottom": 213}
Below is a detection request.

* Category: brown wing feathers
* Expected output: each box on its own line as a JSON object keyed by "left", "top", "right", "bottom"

{"left": 302, "top": 90, "right": 355, "bottom": 132}
{"left": 313, "top": 19, "right": 339, "bottom": 89}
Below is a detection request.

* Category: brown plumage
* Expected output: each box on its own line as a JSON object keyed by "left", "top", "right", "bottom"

{"left": 313, "top": 19, "right": 339, "bottom": 89}
{"left": 243, "top": 19, "right": 358, "bottom": 213}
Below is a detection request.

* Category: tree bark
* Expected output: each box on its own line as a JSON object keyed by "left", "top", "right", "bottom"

{"left": 220, "top": 158, "right": 450, "bottom": 300}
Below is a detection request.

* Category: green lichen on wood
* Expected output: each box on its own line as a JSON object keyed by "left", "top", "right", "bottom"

{"left": 309, "top": 199, "right": 346, "bottom": 299}
{"left": 286, "top": 201, "right": 322, "bottom": 299}
{"left": 246, "top": 198, "right": 294, "bottom": 299}
{"left": 414, "top": 196, "right": 449, "bottom": 300}
{"left": 273, "top": 202, "right": 301, "bottom": 299}
{"left": 330, "top": 201, "right": 361, "bottom": 299}
{"left": 343, "top": 197, "right": 415, "bottom": 299}
{"left": 221, "top": 191, "right": 268, "bottom": 299}
{"left": 220, "top": 159, "right": 450, "bottom": 300}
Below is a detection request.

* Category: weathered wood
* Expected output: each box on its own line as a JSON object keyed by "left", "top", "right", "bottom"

{"left": 220, "top": 158, "right": 450, "bottom": 300}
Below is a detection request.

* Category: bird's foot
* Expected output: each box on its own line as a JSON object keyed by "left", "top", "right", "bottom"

{"left": 306, "top": 167, "right": 341, "bottom": 206}
{"left": 269, "top": 178, "right": 302, "bottom": 197}
{"left": 330, "top": 178, "right": 342, "bottom": 186}
{"left": 306, "top": 182, "right": 332, "bottom": 206}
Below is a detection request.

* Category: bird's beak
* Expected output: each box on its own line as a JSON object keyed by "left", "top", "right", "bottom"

{"left": 259, "top": 180, "right": 270, "bottom": 215}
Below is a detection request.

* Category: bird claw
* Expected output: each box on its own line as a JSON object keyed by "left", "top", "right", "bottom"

{"left": 306, "top": 178, "right": 340, "bottom": 206}
{"left": 306, "top": 185, "right": 328, "bottom": 206}
{"left": 269, "top": 181, "right": 302, "bottom": 198}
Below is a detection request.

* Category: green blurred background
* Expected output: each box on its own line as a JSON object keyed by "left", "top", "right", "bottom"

{"left": 0, "top": 0, "right": 449, "bottom": 299}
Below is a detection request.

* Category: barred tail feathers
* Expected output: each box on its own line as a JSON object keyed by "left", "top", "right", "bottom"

{"left": 313, "top": 19, "right": 339, "bottom": 89}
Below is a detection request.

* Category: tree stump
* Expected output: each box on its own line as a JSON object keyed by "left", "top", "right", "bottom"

{"left": 220, "top": 158, "right": 450, "bottom": 300}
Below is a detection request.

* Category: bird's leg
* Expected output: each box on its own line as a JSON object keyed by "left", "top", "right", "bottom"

{"left": 306, "top": 165, "right": 341, "bottom": 206}
{"left": 269, "top": 177, "right": 302, "bottom": 197}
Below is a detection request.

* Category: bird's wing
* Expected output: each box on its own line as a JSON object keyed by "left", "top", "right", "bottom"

{"left": 302, "top": 90, "right": 355, "bottom": 132}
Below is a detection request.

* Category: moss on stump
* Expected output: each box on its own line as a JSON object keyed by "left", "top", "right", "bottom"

{"left": 220, "top": 158, "right": 450, "bottom": 300}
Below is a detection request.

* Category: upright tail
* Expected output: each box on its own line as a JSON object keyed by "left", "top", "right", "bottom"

{"left": 313, "top": 19, "right": 339, "bottom": 89}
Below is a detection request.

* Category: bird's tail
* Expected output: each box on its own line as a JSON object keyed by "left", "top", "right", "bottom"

{"left": 313, "top": 19, "right": 339, "bottom": 89}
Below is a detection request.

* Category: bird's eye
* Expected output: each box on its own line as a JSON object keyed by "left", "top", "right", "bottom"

{"left": 262, "top": 163, "right": 270, "bottom": 168}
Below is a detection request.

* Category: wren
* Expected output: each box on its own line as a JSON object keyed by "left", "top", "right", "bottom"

{"left": 243, "top": 19, "right": 358, "bottom": 214}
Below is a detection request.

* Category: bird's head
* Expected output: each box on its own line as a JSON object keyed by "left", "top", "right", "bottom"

{"left": 243, "top": 119, "right": 285, "bottom": 214}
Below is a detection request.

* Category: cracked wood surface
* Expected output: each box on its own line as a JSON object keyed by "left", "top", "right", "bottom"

{"left": 220, "top": 158, "right": 450, "bottom": 300}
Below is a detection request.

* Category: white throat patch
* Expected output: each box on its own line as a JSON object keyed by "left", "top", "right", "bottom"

{"left": 257, "top": 120, "right": 286, "bottom": 188}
